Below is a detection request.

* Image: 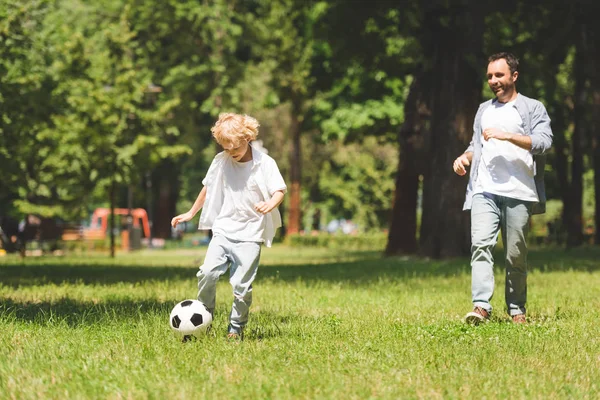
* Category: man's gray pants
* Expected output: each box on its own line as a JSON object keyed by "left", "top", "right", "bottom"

{"left": 470, "top": 192, "right": 532, "bottom": 316}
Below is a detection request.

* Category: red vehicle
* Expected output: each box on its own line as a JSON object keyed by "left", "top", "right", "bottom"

{"left": 89, "top": 208, "right": 151, "bottom": 238}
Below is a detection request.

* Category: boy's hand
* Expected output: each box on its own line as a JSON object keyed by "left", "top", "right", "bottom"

{"left": 171, "top": 212, "right": 193, "bottom": 228}
{"left": 254, "top": 201, "right": 274, "bottom": 214}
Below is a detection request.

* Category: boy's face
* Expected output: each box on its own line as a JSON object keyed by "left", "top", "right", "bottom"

{"left": 222, "top": 139, "right": 251, "bottom": 162}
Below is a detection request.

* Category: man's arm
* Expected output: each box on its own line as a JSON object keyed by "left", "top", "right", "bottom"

{"left": 529, "top": 102, "right": 553, "bottom": 155}
{"left": 453, "top": 151, "right": 473, "bottom": 176}
{"left": 483, "top": 99, "right": 554, "bottom": 154}
{"left": 483, "top": 128, "right": 532, "bottom": 150}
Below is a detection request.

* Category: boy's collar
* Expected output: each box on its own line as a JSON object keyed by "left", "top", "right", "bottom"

{"left": 250, "top": 142, "right": 264, "bottom": 166}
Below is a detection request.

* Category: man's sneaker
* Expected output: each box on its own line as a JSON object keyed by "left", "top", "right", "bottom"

{"left": 465, "top": 306, "right": 490, "bottom": 325}
{"left": 512, "top": 314, "right": 526, "bottom": 324}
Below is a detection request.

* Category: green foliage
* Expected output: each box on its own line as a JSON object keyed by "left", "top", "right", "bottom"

{"left": 1, "top": 0, "right": 598, "bottom": 250}
{"left": 318, "top": 96, "right": 405, "bottom": 142}
{"left": 125, "top": 0, "right": 258, "bottom": 214}
{"left": 287, "top": 232, "right": 387, "bottom": 250}
{"left": 252, "top": 0, "right": 328, "bottom": 101}
{"left": 0, "top": 0, "right": 190, "bottom": 220}
{"left": 0, "top": 0, "right": 57, "bottom": 216}
{"left": 317, "top": 136, "right": 398, "bottom": 230}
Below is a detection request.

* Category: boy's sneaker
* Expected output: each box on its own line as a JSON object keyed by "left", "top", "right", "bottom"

{"left": 226, "top": 324, "right": 244, "bottom": 342}
{"left": 465, "top": 306, "right": 490, "bottom": 325}
{"left": 226, "top": 332, "right": 243, "bottom": 341}
{"left": 512, "top": 314, "right": 526, "bottom": 324}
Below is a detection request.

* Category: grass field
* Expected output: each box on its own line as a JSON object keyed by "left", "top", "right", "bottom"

{"left": 1, "top": 245, "right": 599, "bottom": 399}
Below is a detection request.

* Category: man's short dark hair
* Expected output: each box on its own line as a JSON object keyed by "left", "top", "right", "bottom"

{"left": 488, "top": 52, "right": 519, "bottom": 74}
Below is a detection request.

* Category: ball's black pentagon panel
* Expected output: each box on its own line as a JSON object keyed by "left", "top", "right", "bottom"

{"left": 190, "top": 313, "right": 203, "bottom": 327}
{"left": 171, "top": 315, "right": 181, "bottom": 328}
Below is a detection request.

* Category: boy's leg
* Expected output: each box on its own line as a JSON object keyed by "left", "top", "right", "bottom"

{"left": 501, "top": 198, "right": 532, "bottom": 317}
{"left": 197, "top": 235, "right": 230, "bottom": 312}
{"left": 470, "top": 193, "right": 501, "bottom": 314}
{"left": 228, "top": 241, "right": 261, "bottom": 333}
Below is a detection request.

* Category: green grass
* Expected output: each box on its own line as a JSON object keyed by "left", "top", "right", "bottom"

{"left": 1, "top": 246, "right": 599, "bottom": 399}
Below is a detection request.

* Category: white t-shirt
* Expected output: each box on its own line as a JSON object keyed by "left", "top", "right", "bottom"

{"left": 210, "top": 155, "right": 287, "bottom": 243}
{"left": 474, "top": 99, "right": 538, "bottom": 202}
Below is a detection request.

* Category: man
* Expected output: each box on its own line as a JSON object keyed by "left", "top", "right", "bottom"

{"left": 452, "top": 52, "right": 553, "bottom": 324}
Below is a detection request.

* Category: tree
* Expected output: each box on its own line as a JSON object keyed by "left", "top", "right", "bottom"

{"left": 127, "top": 0, "right": 252, "bottom": 239}
{"left": 590, "top": 11, "right": 600, "bottom": 244}
{"left": 318, "top": 137, "right": 398, "bottom": 230}
{"left": 249, "top": 0, "right": 330, "bottom": 234}
{"left": 416, "top": 1, "right": 485, "bottom": 258}
{"left": 386, "top": 74, "right": 429, "bottom": 255}
{"left": 0, "top": 0, "right": 71, "bottom": 219}
{"left": 314, "top": 1, "right": 418, "bottom": 239}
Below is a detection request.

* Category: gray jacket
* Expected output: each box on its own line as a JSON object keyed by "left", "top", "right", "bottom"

{"left": 463, "top": 93, "right": 553, "bottom": 214}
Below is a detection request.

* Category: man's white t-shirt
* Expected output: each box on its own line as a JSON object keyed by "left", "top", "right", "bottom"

{"left": 474, "top": 99, "right": 539, "bottom": 202}
{"left": 211, "top": 157, "right": 286, "bottom": 243}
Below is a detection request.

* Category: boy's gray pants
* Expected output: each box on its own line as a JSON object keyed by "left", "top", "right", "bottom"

{"left": 197, "top": 234, "right": 261, "bottom": 332}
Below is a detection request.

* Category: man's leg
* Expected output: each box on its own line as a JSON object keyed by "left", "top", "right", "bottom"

{"left": 501, "top": 198, "right": 532, "bottom": 317}
{"left": 197, "top": 235, "right": 230, "bottom": 312}
{"left": 228, "top": 241, "right": 261, "bottom": 335}
{"left": 470, "top": 193, "right": 501, "bottom": 315}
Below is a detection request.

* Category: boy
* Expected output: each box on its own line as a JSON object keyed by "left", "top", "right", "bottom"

{"left": 171, "top": 113, "right": 286, "bottom": 340}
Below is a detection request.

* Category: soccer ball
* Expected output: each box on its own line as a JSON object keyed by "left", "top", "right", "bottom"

{"left": 169, "top": 299, "right": 213, "bottom": 338}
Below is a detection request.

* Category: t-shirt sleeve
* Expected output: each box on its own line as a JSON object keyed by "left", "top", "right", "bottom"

{"left": 266, "top": 159, "right": 287, "bottom": 196}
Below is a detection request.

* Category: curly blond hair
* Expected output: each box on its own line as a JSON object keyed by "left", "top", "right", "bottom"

{"left": 210, "top": 113, "right": 259, "bottom": 147}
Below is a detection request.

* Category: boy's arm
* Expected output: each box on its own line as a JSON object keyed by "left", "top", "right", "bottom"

{"left": 254, "top": 190, "right": 285, "bottom": 215}
{"left": 171, "top": 186, "right": 207, "bottom": 228}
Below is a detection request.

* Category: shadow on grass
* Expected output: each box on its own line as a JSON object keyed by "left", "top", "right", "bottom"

{"left": 0, "top": 297, "right": 175, "bottom": 327}
{"left": 0, "top": 297, "right": 329, "bottom": 340}
{"left": 0, "top": 264, "right": 195, "bottom": 287}
{"left": 0, "top": 247, "right": 599, "bottom": 288}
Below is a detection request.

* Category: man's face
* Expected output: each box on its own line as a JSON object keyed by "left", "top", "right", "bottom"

{"left": 486, "top": 59, "right": 518, "bottom": 100}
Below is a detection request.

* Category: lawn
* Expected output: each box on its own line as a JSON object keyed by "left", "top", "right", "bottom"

{"left": 1, "top": 245, "right": 599, "bottom": 399}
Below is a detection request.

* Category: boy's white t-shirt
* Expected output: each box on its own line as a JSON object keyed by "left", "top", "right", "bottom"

{"left": 209, "top": 155, "right": 287, "bottom": 243}
{"left": 212, "top": 160, "right": 264, "bottom": 242}
{"left": 474, "top": 99, "right": 539, "bottom": 202}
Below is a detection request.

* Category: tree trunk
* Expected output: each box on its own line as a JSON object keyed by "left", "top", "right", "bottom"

{"left": 593, "top": 89, "right": 600, "bottom": 244}
{"left": 110, "top": 179, "right": 116, "bottom": 258}
{"left": 287, "top": 97, "right": 302, "bottom": 234}
{"left": 553, "top": 103, "right": 569, "bottom": 244}
{"left": 564, "top": 24, "right": 587, "bottom": 247}
{"left": 589, "top": 18, "right": 600, "bottom": 245}
{"left": 154, "top": 160, "right": 179, "bottom": 239}
{"left": 386, "top": 75, "right": 428, "bottom": 255}
{"left": 418, "top": 2, "right": 484, "bottom": 258}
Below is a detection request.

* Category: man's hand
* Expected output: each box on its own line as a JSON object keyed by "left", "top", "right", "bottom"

{"left": 254, "top": 201, "right": 275, "bottom": 214}
{"left": 483, "top": 127, "right": 511, "bottom": 141}
{"left": 171, "top": 212, "right": 193, "bottom": 228}
{"left": 453, "top": 153, "right": 471, "bottom": 176}
{"left": 484, "top": 128, "right": 533, "bottom": 151}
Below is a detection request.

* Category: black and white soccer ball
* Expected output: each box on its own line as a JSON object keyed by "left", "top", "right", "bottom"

{"left": 169, "top": 299, "right": 213, "bottom": 337}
